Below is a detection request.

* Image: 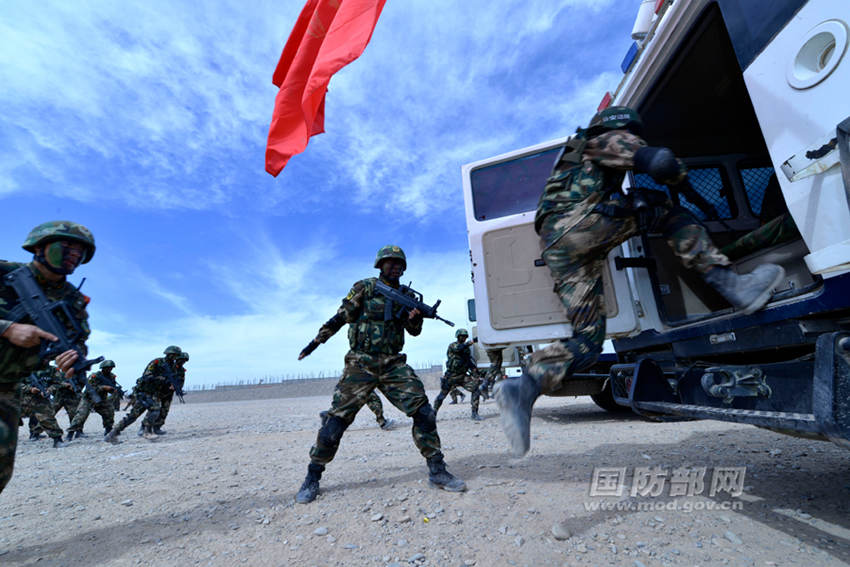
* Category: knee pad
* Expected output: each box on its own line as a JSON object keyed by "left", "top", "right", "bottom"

{"left": 634, "top": 146, "right": 684, "bottom": 184}
{"left": 412, "top": 404, "right": 437, "bottom": 433}
{"left": 317, "top": 415, "right": 349, "bottom": 447}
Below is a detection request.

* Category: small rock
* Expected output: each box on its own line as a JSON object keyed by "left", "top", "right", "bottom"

{"left": 343, "top": 543, "right": 357, "bottom": 550}
{"left": 551, "top": 523, "right": 571, "bottom": 541}
{"left": 724, "top": 531, "right": 742, "bottom": 545}
{"left": 326, "top": 535, "right": 336, "bottom": 543}
{"left": 371, "top": 513, "right": 384, "bottom": 522}
{"left": 575, "top": 543, "right": 588, "bottom": 553}
{"left": 409, "top": 552, "right": 426, "bottom": 562}
{"left": 463, "top": 560, "right": 476, "bottom": 566}
{"left": 120, "top": 500, "right": 133, "bottom": 507}
{"left": 399, "top": 515, "right": 412, "bottom": 523}
{"left": 313, "top": 526, "right": 329, "bottom": 536}
{"left": 634, "top": 561, "right": 647, "bottom": 567}
{"left": 396, "top": 539, "right": 408, "bottom": 546}
{"left": 514, "top": 536, "right": 524, "bottom": 547}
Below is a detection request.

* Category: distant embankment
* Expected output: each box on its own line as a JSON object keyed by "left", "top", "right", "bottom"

{"left": 186, "top": 366, "right": 444, "bottom": 404}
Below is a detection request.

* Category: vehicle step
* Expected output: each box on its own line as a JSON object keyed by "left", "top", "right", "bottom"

{"left": 633, "top": 401, "right": 818, "bottom": 431}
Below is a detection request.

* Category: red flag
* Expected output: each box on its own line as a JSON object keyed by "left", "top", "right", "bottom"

{"left": 265, "top": 0, "right": 387, "bottom": 177}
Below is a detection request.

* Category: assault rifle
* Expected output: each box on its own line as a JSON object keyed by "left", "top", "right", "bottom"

{"left": 374, "top": 280, "right": 454, "bottom": 327}
{"left": 85, "top": 371, "right": 119, "bottom": 405}
{"left": 162, "top": 364, "right": 185, "bottom": 404}
{"left": 4, "top": 266, "right": 104, "bottom": 375}
{"left": 26, "top": 372, "right": 51, "bottom": 400}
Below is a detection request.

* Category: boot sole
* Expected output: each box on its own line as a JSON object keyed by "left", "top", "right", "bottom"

{"left": 429, "top": 480, "right": 467, "bottom": 492}
{"left": 741, "top": 266, "right": 786, "bottom": 315}
{"left": 494, "top": 382, "right": 533, "bottom": 457}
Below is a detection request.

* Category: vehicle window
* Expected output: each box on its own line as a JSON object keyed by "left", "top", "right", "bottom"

{"left": 469, "top": 147, "right": 562, "bottom": 221}
{"left": 739, "top": 166, "right": 775, "bottom": 216}
{"left": 633, "top": 166, "right": 735, "bottom": 221}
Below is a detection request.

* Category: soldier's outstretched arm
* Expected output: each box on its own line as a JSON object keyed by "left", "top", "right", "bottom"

{"left": 299, "top": 282, "right": 366, "bottom": 360}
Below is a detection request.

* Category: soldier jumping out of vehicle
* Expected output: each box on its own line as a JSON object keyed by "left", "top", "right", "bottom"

{"left": 66, "top": 360, "right": 118, "bottom": 440}
{"left": 434, "top": 328, "right": 483, "bottom": 421}
{"left": 1, "top": 221, "right": 97, "bottom": 492}
{"left": 295, "top": 245, "right": 466, "bottom": 503}
{"left": 497, "top": 107, "right": 785, "bottom": 456}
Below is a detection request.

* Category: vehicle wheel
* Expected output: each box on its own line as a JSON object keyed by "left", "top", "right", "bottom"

{"left": 590, "top": 381, "right": 631, "bottom": 413}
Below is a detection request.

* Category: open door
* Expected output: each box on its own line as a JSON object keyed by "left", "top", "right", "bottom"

{"left": 462, "top": 138, "right": 639, "bottom": 348}
{"left": 735, "top": 0, "right": 850, "bottom": 275}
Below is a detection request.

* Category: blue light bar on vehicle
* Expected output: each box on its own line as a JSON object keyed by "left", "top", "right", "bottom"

{"left": 621, "top": 42, "right": 639, "bottom": 73}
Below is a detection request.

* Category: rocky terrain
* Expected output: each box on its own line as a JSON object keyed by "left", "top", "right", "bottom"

{"left": 2, "top": 391, "right": 849, "bottom": 566}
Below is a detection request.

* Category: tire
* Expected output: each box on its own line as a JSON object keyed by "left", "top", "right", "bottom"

{"left": 590, "top": 381, "right": 631, "bottom": 413}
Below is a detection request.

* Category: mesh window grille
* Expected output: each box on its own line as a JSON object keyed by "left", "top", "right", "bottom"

{"left": 633, "top": 167, "right": 733, "bottom": 220}
{"left": 740, "top": 167, "right": 774, "bottom": 216}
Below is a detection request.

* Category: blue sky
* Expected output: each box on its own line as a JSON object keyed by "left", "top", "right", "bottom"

{"left": 1, "top": 0, "right": 637, "bottom": 388}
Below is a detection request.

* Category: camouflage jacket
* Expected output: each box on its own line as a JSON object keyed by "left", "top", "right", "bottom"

{"left": 143, "top": 357, "right": 178, "bottom": 396}
{"left": 535, "top": 130, "right": 650, "bottom": 244}
{"left": 0, "top": 261, "right": 90, "bottom": 384}
{"left": 134, "top": 372, "right": 168, "bottom": 395}
{"left": 88, "top": 370, "right": 118, "bottom": 397}
{"left": 445, "top": 340, "right": 476, "bottom": 375}
{"left": 313, "top": 277, "right": 423, "bottom": 356}
{"left": 41, "top": 366, "right": 78, "bottom": 396}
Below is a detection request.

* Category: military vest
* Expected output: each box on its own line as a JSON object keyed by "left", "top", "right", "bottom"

{"left": 347, "top": 278, "right": 409, "bottom": 355}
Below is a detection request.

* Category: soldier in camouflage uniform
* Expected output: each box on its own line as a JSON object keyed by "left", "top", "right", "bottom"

{"left": 44, "top": 363, "right": 81, "bottom": 424}
{"left": 20, "top": 371, "right": 65, "bottom": 444}
{"left": 132, "top": 346, "right": 181, "bottom": 436}
{"left": 151, "top": 349, "right": 187, "bottom": 434}
{"left": 320, "top": 390, "right": 396, "bottom": 431}
{"left": 479, "top": 347, "right": 504, "bottom": 400}
{"left": 1, "top": 221, "right": 96, "bottom": 492}
{"left": 294, "top": 245, "right": 466, "bottom": 503}
{"left": 497, "top": 107, "right": 786, "bottom": 455}
{"left": 434, "top": 329, "right": 483, "bottom": 421}
{"left": 66, "top": 359, "right": 118, "bottom": 439}
{"left": 104, "top": 371, "right": 170, "bottom": 443}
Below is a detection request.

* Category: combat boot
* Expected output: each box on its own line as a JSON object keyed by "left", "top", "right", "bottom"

{"left": 471, "top": 410, "right": 482, "bottom": 421}
{"left": 426, "top": 455, "right": 467, "bottom": 492}
{"left": 703, "top": 264, "right": 785, "bottom": 315}
{"left": 459, "top": 391, "right": 466, "bottom": 403}
{"left": 153, "top": 427, "right": 167, "bottom": 435}
{"left": 319, "top": 410, "right": 330, "bottom": 427}
{"left": 495, "top": 372, "right": 541, "bottom": 456}
{"left": 295, "top": 463, "right": 324, "bottom": 504}
{"left": 104, "top": 428, "right": 121, "bottom": 444}
{"left": 29, "top": 431, "right": 42, "bottom": 441}
{"left": 379, "top": 418, "right": 395, "bottom": 431}
{"left": 65, "top": 430, "right": 75, "bottom": 442}
{"left": 142, "top": 425, "right": 157, "bottom": 439}
{"left": 52, "top": 437, "right": 67, "bottom": 448}
{"left": 138, "top": 425, "right": 145, "bottom": 436}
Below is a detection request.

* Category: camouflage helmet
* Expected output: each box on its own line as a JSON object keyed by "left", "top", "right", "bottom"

{"left": 176, "top": 351, "right": 189, "bottom": 361}
{"left": 374, "top": 245, "right": 407, "bottom": 270}
{"left": 100, "top": 360, "right": 116, "bottom": 369}
{"left": 585, "top": 106, "right": 643, "bottom": 137}
{"left": 163, "top": 345, "right": 182, "bottom": 355}
{"left": 455, "top": 328, "right": 469, "bottom": 338}
{"left": 22, "top": 221, "right": 96, "bottom": 263}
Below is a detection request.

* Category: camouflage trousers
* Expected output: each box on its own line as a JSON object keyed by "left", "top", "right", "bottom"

{"left": 721, "top": 213, "right": 800, "bottom": 261}
{"left": 51, "top": 390, "right": 80, "bottom": 423}
{"left": 113, "top": 393, "right": 161, "bottom": 433}
{"left": 434, "top": 372, "right": 481, "bottom": 414}
{"left": 0, "top": 383, "right": 22, "bottom": 494}
{"left": 449, "top": 389, "right": 464, "bottom": 403}
{"left": 309, "top": 351, "right": 441, "bottom": 466}
{"left": 152, "top": 392, "right": 174, "bottom": 429}
{"left": 21, "top": 390, "right": 63, "bottom": 439}
{"left": 68, "top": 396, "right": 115, "bottom": 434}
{"left": 531, "top": 201, "right": 729, "bottom": 394}
{"left": 481, "top": 349, "right": 504, "bottom": 392}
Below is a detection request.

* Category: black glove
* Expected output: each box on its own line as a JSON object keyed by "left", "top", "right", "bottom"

{"left": 299, "top": 339, "right": 320, "bottom": 360}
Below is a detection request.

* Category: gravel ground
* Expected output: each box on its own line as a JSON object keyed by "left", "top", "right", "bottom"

{"left": 2, "top": 392, "right": 849, "bottom": 566}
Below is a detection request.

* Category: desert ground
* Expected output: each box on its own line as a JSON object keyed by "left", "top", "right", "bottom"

{"left": 1, "top": 390, "right": 849, "bottom": 567}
